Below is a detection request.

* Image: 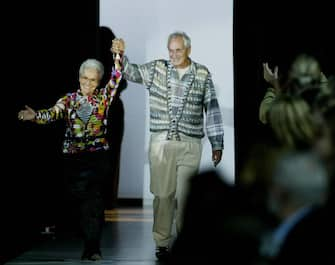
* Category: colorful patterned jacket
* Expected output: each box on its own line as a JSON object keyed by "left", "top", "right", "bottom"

{"left": 34, "top": 70, "right": 121, "bottom": 154}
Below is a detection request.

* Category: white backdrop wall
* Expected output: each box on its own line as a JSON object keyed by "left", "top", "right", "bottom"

{"left": 100, "top": 0, "right": 234, "bottom": 203}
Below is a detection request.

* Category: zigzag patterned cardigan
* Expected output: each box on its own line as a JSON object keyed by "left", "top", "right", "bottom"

{"left": 123, "top": 56, "right": 224, "bottom": 150}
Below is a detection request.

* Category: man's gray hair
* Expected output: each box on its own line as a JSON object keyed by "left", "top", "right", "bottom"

{"left": 167, "top": 31, "right": 191, "bottom": 48}
{"left": 79, "top": 59, "right": 104, "bottom": 80}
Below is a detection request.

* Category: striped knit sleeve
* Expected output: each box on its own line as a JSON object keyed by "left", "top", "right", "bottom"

{"left": 204, "top": 73, "right": 224, "bottom": 150}
{"left": 122, "top": 56, "right": 156, "bottom": 88}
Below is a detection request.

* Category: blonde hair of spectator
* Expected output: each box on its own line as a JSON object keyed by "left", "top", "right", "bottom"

{"left": 268, "top": 95, "right": 318, "bottom": 149}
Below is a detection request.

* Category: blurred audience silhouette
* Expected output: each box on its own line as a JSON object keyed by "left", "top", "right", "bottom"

{"left": 168, "top": 170, "right": 268, "bottom": 265}
{"left": 259, "top": 150, "right": 333, "bottom": 264}
{"left": 167, "top": 53, "right": 335, "bottom": 264}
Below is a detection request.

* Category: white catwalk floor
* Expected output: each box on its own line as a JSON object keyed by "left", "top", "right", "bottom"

{"left": 5, "top": 207, "right": 163, "bottom": 265}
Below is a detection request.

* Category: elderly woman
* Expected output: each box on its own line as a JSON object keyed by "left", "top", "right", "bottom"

{"left": 18, "top": 58, "right": 122, "bottom": 261}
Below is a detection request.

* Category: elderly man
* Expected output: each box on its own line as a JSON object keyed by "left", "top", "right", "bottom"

{"left": 111, "top": 31, "right": 224, "bottom": 260}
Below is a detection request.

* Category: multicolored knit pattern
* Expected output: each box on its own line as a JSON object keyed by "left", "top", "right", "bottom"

{"left": 109, "top": 53, "right": 122, "bottom": 93}
{"left": 35, "top": 68, "right": 122, "bottom": 154}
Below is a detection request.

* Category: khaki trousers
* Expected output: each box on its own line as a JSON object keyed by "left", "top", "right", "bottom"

{"left": 149, "top": 132, "right": 202, "bottom": 247}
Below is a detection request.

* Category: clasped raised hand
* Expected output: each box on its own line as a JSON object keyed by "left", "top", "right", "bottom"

{"left": 111, "top": 38, "right": 125, "bottom": 54}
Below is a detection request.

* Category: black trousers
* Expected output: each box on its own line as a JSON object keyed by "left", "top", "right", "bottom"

{"left": 62, "top": 151, "right": 111, "bottom": 253}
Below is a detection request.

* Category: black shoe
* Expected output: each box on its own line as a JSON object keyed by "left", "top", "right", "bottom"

{"left": 89, "top": 253, "right": 102, "bottom": 261}
{"left": 81, "top": 250, "right": 102, "bottom": 261}
{"left": 155, "top": 246, "right": 169, "bottom": 261}
{"left": 81, "top": 252, "right": 90, "bottom": 261}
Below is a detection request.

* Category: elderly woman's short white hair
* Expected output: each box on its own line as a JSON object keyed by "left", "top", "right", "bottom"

{"left": 79, "top": 59, "right": 104, "bottom": 80}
